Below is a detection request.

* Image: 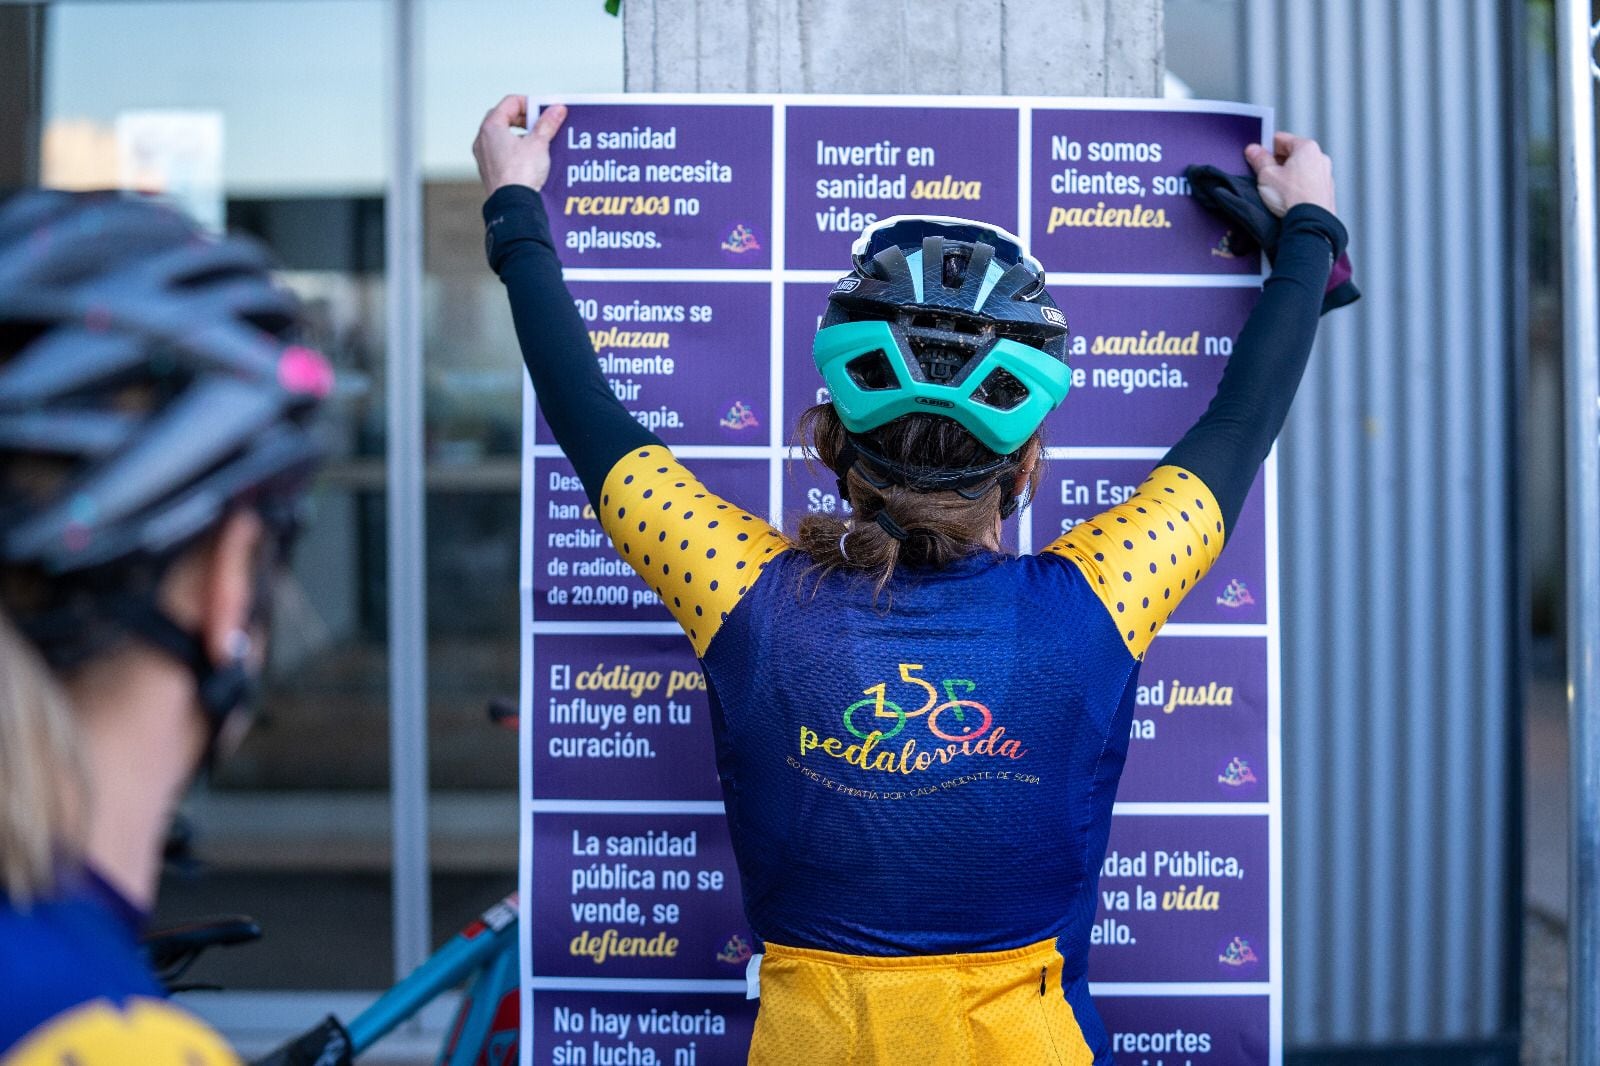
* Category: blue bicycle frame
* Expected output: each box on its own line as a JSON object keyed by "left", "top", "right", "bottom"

{"left": 253, "top": 893, "right": 520, "bottom": 1066}
{"left": 348, "top": 894, "right": 519, "bottom": 1062}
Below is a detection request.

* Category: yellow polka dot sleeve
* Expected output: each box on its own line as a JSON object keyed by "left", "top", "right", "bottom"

{"left": 598, "top": 445, "right": 790, "bottom": 657}
{"left": 1040, "top": 464, "right": 1227, "bottom": 659}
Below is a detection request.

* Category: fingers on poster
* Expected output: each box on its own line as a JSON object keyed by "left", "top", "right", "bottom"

{"left": 526, "top": 96, "right": 1277, "bottom": 1066}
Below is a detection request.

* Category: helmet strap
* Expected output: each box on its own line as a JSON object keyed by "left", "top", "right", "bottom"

{"left": 999, "top": 478, "right": 1034, "bottom": 520}
{"left": 874, "top": 511, "right": 911, "bottom": 542}
{"left": 104, "top": 593, "right": 255, "bottom": 774}
{"left": 833, "top": 436, "right": 895, "bottom": 501}
{"left": 836, "top": 434, "right": 1021, "bottom": 518}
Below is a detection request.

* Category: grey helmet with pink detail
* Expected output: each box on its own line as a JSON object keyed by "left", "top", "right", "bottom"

{"left": 0, "top": 189, "right": 332, "bottom": 732}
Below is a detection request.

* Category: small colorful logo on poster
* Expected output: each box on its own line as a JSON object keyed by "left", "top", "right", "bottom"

{"left": 721, "top": 400, "right": 760, "bottom": 431}
{"left": 1217, "top": 755, "right": 1258, "bottom": 788}
{"left": 1216, "top": 578, "right": 1256, "bottom": 608}
{"left": 717, "top": 933, "right": 754, "bottom": 965}
{"left": 1218, "top": 935, "right": 1260, "bottom": 969}
{"left": 722, "top": 224, "right": 762, "bottom": 254}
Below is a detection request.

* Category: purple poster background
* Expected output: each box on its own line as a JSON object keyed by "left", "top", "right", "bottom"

{"left": 530, "top": 991, "right": 1266, "bottom": 1066}
{"left": 532, "top": 992, "right": 759, "bottom": 1066}
{"left": 537, "top": 281, "right": 773, "bottom": 448}
{"left": 1028, "top": 459, "right": 1268, "bottom": 626}
{"left": 1091, "top": 815, "right": 1268, "bottom": 983}
{"left": 1044, "top": 286, "right": 1261, "bottom": 447}
{"left": 1097, "top": 996, "right": 1270, "bottom": 1066}
{"left": 779, "top": 455, "right": 853, "bottom": 526}
{"left": 532, "top": 812, "right": 753, "bottom": 981}
{"left": 1119, "top": 637, "right": 1268, "bottom": 804}
{"left": 785, "top": 106, "right": 1019, "bottom": 270}
{"left": 532, "top": 457, "right": 768, "bottom": 622}
{"left": 1030, "top": 108, "right": 1264, "bottom": 275}
{"left": 531, "top": 634, "right": 723, "bottom": 802}
{"left": 526, "top": 98, "right": 1276, "bottom": 1065}
{"left": 782, "top": 282, "right": 836, "bottom": 431}
{"left": 540, "top": 103, "right": 773, "bottom": 269}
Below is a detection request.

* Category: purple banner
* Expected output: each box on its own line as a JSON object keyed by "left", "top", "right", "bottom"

{"left": 1091, "top": 816, "right": 1268, "bottom": 983}
{"left": 1030, "top": 108, "right": 1264, "bottom": 275}
{"left": 540, "top": 103, "right": 773, "bottom": 269}
{"left": 536, "top": 282, "right": 773, "bottom": 448}
{"left": 1044, "top": 286, "right": 1261, "bottom": 448}
{"left": 533, "top": 457, "right": 769, "bottom": 623}
{"left": 531, "top": 991, "right": 1265, "bottom": 1065}
{"left": 1098, "top": 996, "right": 1269, "bottom": 1066}
{"left": 1028, "top": 459, "right": 1268, "bottom": 626}
{"left": 532, "top": 992, "right": 758, "bottom": 1066}
{"left": 784, "top": 105, "right": 1019, "bottom": 270}
{"left": 532, "top": 812, "right": 753, "bottom": 981}
{"left": 779, "top": 456, "right": 852, "bottom": 527}
{"left": 1119, "top": 638, "right": 1268, "bottom": 804}
{"left": 530, "top": 634, "right": 722, "bottom": 802}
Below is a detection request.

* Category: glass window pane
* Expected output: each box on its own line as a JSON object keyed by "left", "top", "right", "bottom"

{"left": 42, "top": 0, "right": 393, "bottom": 991}
{"left": 419, "top": 0, "right": 624, "bottom": 939}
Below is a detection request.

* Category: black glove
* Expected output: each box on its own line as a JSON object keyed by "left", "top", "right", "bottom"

{"left": 1184, "top": 163, "right": 1360, "bottom": 314}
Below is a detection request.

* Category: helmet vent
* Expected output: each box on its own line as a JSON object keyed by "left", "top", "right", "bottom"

{"left": 971, "top": 367, "right": 1029, "bottom": 412}
{"left": 942, "top": 249, "right": 971, "bottom": 287}
{"left": 845, "top": 350, "right": 898, "bottom": 391}
{"left": 906, "top": 335, "right": 970, "bottom": 385}
{"left": 907, "top": 312, "right": 982, "bottom": 336}
{"left": 992, "top": 321, "right": 1052, "bottom": 345}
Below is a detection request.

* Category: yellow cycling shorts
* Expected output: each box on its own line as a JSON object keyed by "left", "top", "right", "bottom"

{"left": 749, "top": 938, "right": 1094, "bottom": 1066}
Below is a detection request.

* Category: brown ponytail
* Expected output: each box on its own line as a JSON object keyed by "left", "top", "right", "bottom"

{"left": 793, "top": 404, "right": 1042, "bottom": 598}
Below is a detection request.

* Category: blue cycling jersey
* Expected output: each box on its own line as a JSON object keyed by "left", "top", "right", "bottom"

{"left": 0, "top": 868, "right": 238, "bottom": 1065}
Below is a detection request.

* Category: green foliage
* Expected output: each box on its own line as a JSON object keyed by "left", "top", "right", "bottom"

{"left": 605, "top": 0, "right": 620, "bottom": 14}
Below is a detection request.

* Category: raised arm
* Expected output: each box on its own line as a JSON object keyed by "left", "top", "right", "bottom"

{"left": 478, "top": 98, "right": 786, "bottom": 654}
{"left": 1042, "top": 133, "right": 1345, "bottom": 657}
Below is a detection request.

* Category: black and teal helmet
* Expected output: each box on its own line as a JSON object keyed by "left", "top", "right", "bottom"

{"left": 812, "top": 215, "right": 1071, "bottom": 457}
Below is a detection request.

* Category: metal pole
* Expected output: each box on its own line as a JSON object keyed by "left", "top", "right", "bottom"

{"left": 385, "top": 0, "right": 431, "bottom": 983}
{"left": 0, "top": 5, "right": 44, "bottom": 189}
{"left": 1559, "top": 2, "right": 1600, "bottom": 1063}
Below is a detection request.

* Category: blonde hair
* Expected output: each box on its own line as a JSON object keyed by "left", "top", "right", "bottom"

{"left": 0, "top": 607, "right": 84, "bottom": 904}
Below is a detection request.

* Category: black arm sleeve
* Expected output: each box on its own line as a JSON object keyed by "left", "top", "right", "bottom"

{"left": 484, "top": 184, "right": 658, "bottom": 504}
{"left": 1161, "top": 203, "right": 1349, "bottom": 532}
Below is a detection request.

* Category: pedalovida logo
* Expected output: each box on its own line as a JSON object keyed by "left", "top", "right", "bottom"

{"left": 717, "top": 933, "right": 754, "bottom": 965}
{"left": 1212, "top": 229, "right": 1241, "bottom": 259}
{"left": 1215, "top": 578, "right": 1255, "bottom": 608}
{"left": 1218, "top": 935, "right": 1260, "bottom": 969}
{"left": 1217, "top": 756, "right": 1258, "bottom": 788}
{"left": 721, "top": 223, "right": 761, "bottom": 254}
{"left": 796, "top": 662, "right": 1030, "bottom": 780}
{"left": 720, "top": 400, "right": 760, "bottom": 431}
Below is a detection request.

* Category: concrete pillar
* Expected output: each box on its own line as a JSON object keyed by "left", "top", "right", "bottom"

{"left": 623, "top": 0, "right": 1163, "bottom": 96}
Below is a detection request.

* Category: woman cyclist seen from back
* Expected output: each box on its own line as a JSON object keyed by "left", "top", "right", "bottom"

{"left": 476, "top": 96, "right": 1343, "bottom": 1064}
{"left": 0, "top": 191, "right": 331, "bottom": 1065}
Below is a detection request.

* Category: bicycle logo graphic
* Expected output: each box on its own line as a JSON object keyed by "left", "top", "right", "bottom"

{"left": 721, "top": 223, "right": 761, "bottom": 254}
{"left": 842, "top": 663, "right": 996, "bottom": 744}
